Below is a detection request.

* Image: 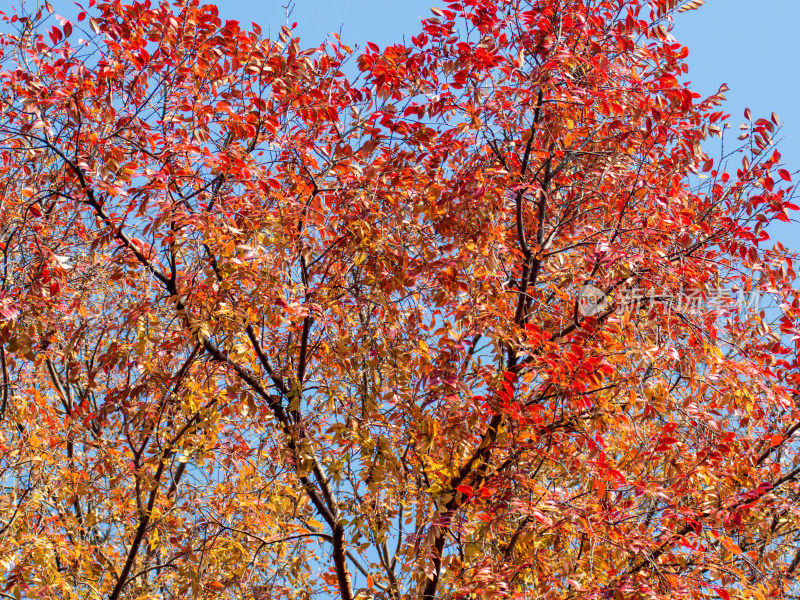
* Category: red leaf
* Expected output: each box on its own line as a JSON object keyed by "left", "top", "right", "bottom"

{"left": 778, "top": 168, "right": 792, "bottom": 182}
{"left": 455, "top": 485, "right": 473, "bottom": 497}
{"left": 0, "top": 307, "right": 19, "bottom": 320}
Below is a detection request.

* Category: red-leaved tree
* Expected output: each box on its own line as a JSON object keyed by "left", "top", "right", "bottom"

{"left": 0, "top": 0, "right": 799, "bottom": 599}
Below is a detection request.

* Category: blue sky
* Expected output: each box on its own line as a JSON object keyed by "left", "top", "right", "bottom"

{"left": 672, "top": 0, "right": 800, "bottom": 170}
{"left": 671, "top": 1, "right": 800, "bottom": 245}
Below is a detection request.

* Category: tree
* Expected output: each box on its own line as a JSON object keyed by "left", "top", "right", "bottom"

{"left": 0, "top": 0, "right": 798, "bottom": 598}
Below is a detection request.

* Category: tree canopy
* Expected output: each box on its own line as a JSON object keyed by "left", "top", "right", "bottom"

{"left": 0, "top": 0, "right": 799, "bottom": 599}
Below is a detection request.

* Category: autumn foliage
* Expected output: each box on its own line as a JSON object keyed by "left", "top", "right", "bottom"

{"left": 0, "top": 0, "right": 799, "bottom": 598}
